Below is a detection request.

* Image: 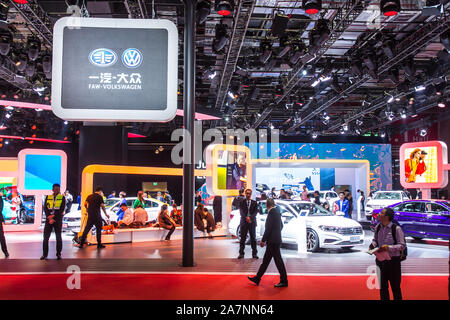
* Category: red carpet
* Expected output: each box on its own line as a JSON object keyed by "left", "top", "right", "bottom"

{"left": 0, "top": 274, "right": 447, "bottom": 300}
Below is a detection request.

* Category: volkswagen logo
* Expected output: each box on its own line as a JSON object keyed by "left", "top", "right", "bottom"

{"left": 89, "top": 48, "right": 117, "bottom": 67}
{"left": 122, "top": 48, "right": 143, "bottom": 68}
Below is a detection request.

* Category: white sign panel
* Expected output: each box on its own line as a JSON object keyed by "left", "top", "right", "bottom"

{"left": 52, "top": 17, "right": 178, "bottom": 122}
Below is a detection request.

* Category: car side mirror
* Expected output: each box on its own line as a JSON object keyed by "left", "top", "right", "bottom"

{"left": 336, "top": 211, "right": 345, "bottom": 216}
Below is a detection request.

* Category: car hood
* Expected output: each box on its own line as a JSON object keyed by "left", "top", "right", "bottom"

{"left": 306, "top": 216, "right": 362, "bottom": 228}
{"left": 368, "top": 199, "right": 401, "bottom": 205}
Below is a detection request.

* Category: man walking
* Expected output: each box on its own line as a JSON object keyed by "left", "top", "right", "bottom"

{"left": 238, "top": 189, "right": 258, "bottom": 259}
{"left": 248, "top": 198, "right": 288, "bottom": 287}
{"left": 78, "top": 186, "right": 109, "bottom": 249}
{"left": 369, "top": 207, "right": 406, "bottom": 300}
{"left": 0, "top": 191, "right": 9, "bottom": 258}
{"left": 41, "top": 183, "right": 66, "bottom": 260}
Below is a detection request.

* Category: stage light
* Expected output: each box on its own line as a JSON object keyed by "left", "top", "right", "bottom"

{"left": 269, "top": 123, "right": 275, "bottom": 130}
{"left": 380, "top": 0, "right": 400, "bottom": 16}
{"left": 340, "top": 127, "right": 345, "bottom": 135}
{"left": 355, "top": 128, "right": 361, "bottom": 135}
{"left": 415, "top": 85, "right": 426, "bottom": 92}
{"left": 438, "top": 101, "right": 446, "bottom": 108}
{"left": 42, "top": 54, "right": 51, "bottom": 73}
{"left": 309, "top": 19, "right": 329, "bottom": 53}
{"left": 64, "top": 121, "right": 68, "bottom": 125}
{"left": 355, "top": 119, "right": 363, "bottom": 126}
{"left": 31, "top": 125, "right": 36, "bottom": 130}
{"left": 5, "top": 140, "right": 8, "bottom": 144}
{"left": 27, "top": 35, "right": 40, "bottom": 61}
{"left": 311, "top": 78, "right": 320, "bottom": 87}
{"left": 312, "top": 132, "right": 318, "bottom": 139}
{"left": 28, "top": 140, "right": 33, "bottom": 144}
{"left": 25, "top": 62, "right": 35, "bottom": 77}
{"left": 0, "top": 2, "right": 9, "bottom": 24}
{"left": 5, "top": 106, "right": 13, "bottom": 110}
{"left": 5, "top": 112, "right": 11, "bottom": 118}
{"left": 440, "top": 31, "right": 449, "bottom": 52}
{"left": 420, "top": 128, "right": 427, "bottom": 137}
{"left": 213, "top": 23, "right": 228, "bottom": 53}
{"left": 387, "top": 95, "right": 394, "bottom": 103}
{"left": 289, "top": 41, "right": 305, "bottom": 65}
{"left": 382, "top": 39, "right": 395, "bottom": 59}
{"left": 227, "top": 91, "right": 235, "bottom": 99}
{"left": 423, "top": 0, "right": 444, "bottom": 16}
{"left": 259, "top": 40, "right": 272, "bottom": 64}
{"left": 0, "top": 29, "right": 12, "bottom": 56}
{"left": 380, "top": 131, "right": 386, "bottom": 138}
{"left": 302, "top": 69, "right": 308, "bottom": 76}
{"left": 303, "top": 0, "right": 321, "bottom": 15}
{"left": 16, "top": 54, "right": 27, "bottom": 72}
{"left": 197, "top": 0, "right": 211, "bottom": 24}
{"left": 215, "top": 0, "right": 233, "bottom": 16}
{"left": 400, "top": 108, "right": 407, "bottom": 119}
{"left": 343, "top": 124, "right": 348, "bottom": 131}
{"left": 208, "top": 70, "right": 217, "bottom": 79}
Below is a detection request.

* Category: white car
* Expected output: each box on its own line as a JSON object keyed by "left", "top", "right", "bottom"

{"left": 229, "top": 199, "right": 364, "bottom": 252}
{"left": 365, "top": 191, "right": 410, "bottom": 220}
{"left": 308, "top": 190, "right": 339, "bottom": 207}
{"left": 62, "top": 197, "right": 165, "bottom": 231}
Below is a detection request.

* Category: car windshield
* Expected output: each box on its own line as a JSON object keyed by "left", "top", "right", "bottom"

{"left": 289, "top": 203, "right": 334, "bottom": 216}
{"left": 104, "top": 199, "right": 118, "bottom": 209}
{"left": 373, "top": 192, "right": 401, "bottom": 200}
{"left": 438, "top": 201, "right": 450, "bottom": 209}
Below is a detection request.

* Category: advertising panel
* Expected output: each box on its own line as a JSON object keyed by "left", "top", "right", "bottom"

{"left": 52, "top": 17, "right": 178, "bottom": 122}
{"left": 399, "top": 141, "right": 448, "bottom": 189}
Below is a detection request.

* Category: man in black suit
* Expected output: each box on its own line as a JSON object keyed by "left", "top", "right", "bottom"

{"left": 238, "top": 188, "right": 258, "bottom": 259}
{"left": 248, "top": 198, "right": 288, "bottom": 287}
{"left": 0, "top": 192, "right": 9, "bottom": 258}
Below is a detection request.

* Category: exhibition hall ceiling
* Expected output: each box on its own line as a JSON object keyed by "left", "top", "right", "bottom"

{"left": 0, "top": 0, "right": 448, "bottom": 144}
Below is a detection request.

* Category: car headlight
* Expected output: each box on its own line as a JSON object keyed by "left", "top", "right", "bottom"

{"left": 318, "top": 225, "right": 339, "bottom": 233}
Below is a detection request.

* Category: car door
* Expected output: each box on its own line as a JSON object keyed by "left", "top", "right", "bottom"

{"left": 396, "top": 201, "right": 426, "bottom": 237}
{"left": 256, "top": 202, "right": 268, "bottom": 236}
{"left": 278, "top": 204, "right": 297, "bottom": 240}
{"left": 145, "top": 199, "right": 161, "bottom": 221}
{"left": 422, "top": 203, "right": 450, "bottom": 239}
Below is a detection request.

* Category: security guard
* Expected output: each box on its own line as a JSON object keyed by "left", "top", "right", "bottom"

{"left": 41, "top": 183, "right": 66, "bottom": 260}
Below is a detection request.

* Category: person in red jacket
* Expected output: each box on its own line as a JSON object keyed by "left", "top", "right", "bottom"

{"left": 404, "top": 148, "right": 421, "bottom": 183}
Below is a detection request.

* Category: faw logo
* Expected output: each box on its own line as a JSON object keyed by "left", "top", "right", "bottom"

{"left": 89, "top": 48, "right": 117, "bottom": 67}
{"left": 122, "top": 48, "right": 143, "bottom": 68}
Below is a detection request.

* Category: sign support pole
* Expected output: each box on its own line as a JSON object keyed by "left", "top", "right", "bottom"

{"left": 182, "top": 0, "right": 196, "bottom": 267}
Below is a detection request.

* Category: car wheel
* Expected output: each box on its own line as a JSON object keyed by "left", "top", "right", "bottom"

{"left": 306, "top": 228, "right": 320, "bottom": 252}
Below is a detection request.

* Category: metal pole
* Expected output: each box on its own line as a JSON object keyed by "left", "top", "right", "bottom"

{"left": 182, "top": 0, "right": 196, "bottom": 267}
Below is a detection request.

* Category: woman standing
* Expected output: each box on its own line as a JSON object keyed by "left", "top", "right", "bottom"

{"left": 133, "top": 191, "right": 146, "bottom": 209}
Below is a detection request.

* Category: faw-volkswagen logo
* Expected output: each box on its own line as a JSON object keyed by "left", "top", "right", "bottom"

{"left": 122, "top": 48, "right": 143, "bottom": 68}
{"left": 89, "top": 48, "right": 117, "bottom": 67}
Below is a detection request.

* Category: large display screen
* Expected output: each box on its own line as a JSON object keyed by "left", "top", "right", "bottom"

{"left": 24, "top": 154, "right": 62, "bottom": 191}
{"left": 217, "top": 150, "right": 248, "bottom": 190}
{"left": 403, "top": 146, "right": 438, "bottom": 184}
{"left": 0, "top": 178, "right": 35, "bottom": 225}
{"left": 248, "top": 143, "right": 392, "bottom": 192}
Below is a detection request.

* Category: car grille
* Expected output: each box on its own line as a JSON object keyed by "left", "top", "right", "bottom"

{"left": 63, "top": 217, "right": 80, "bottom": 222}
{"left": 337, "top": 227, "right": 362, "bottom": 235}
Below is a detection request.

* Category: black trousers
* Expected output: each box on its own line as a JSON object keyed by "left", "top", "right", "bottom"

{"left": 43, "top": 218, "right": 63, "bottom": 257}
{"left": 376, "top": 258, "right": 402, "bottom": 300}
{"left": 164, "top": 225, "right": 175, "bottom": 240}
{"left": 79, "top": 218, "right": 103, "bottom": 246}
{"left": 256, "top": 243, "right": 287, "bottom": 283}
{"left": 239, "top": 221, "right": 257, "bottom": 255}
{"left": 0, "top": 222, "right": 8, "bottom": 255}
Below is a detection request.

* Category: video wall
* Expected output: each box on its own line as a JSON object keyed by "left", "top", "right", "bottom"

{"left": 248, "top": 143, "right": 392, "bottom": 192}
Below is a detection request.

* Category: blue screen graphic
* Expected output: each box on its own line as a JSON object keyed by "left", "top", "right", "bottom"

{"left": 24, "top": 154, "right": 62, "bottom": 190}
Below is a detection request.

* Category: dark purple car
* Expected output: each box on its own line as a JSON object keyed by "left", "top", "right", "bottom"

{"left": 371, "top": 200, "right": 450, "bottom": 240}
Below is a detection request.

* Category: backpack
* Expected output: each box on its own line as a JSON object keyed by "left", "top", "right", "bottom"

{"left": 375, "top": 223, "right": 407, "bottom": 261}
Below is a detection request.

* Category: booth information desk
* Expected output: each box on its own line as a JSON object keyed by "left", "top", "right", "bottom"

{"left": 86, "top": 226, "right": 228, "bottom": 245}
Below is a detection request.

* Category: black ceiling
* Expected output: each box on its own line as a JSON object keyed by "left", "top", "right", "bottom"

{"left": 0, "top": 0, "right": 449, "bottom": 145}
